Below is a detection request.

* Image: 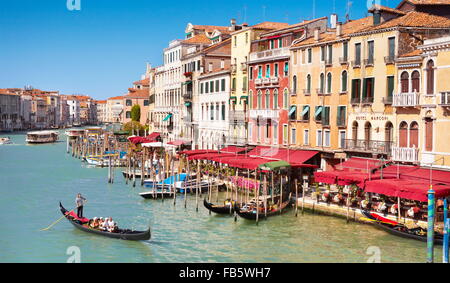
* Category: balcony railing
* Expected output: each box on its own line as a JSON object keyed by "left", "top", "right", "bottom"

{"left": 364, "top": 58, "right": 374, "bottom": 66}
{"left": 316, "top": 88, "right": 326, "bottom": 96}
{"left": 362, "top": 97, "right": 374, "bottom": 104}
{"left": 339, "top": 57, "right": 348, "bottom": 65}
{"left": 229, "top": 110, "right": 247, "bottom": 124}
{"left": 249, "top": 109, "right": 280, "bottom": 120}
{"left": 351, "top": 98, "right": 360, "bottom": 105}
{"left": 303, "top": 89, "right": 311, "bottom": 96}
{"left": 262, "top": 77, "right": 271, "bottom": 85}
{"left": 351, "top": 60, "right": 361, "bottom": 68}
{"left": 440, "top": 92, "right": 450, "bottom": 106}
{"left": 325, "top": 59, "right": 333, "bottom": 66}
{"left": 249, "top": 47, "right": 290, "bottom": 63}
{"left": 241, "top": 63, "right": 248, "bottom": 72}
{"left": 231, "top": 64, "right": 237, "bottom": 74}
{"left": 384, "top": 56, "right": 396, "bottom": 64}
{"left": 270, "top": 77, "right": 279, "bottom": 85}
{"left": 344, "top": 139, "right": 393, "bottom": 154}
{"left": 392, "top": 147, "right": 419, "bottom": 163}
{"left": 182, "top": 90, "right": 193, "bottom": 100}
{"left": 392, "top": 93, "right": 420, "bottom": 107}
{"left": 255, "top": 78, "right": 262, "bottom": 86}
{"left": 382, "top": 96, "right": 393, "bottom": 105}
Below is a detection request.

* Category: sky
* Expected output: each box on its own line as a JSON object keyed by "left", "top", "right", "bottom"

{"left": 0, "top": 0, "right": 391, "bottom": 100}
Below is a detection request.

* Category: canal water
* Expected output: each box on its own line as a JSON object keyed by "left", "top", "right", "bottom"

{"left": 0, "top": 131, "right": 443, "bottom": 263}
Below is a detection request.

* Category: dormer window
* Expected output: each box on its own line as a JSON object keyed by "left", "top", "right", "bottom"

{"left": 373, "top": 12, "right": 381, "bottom": 25}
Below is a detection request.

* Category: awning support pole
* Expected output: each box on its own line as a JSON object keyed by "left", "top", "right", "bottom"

{"left": 427, "top": 186, "right": 436, "bottom": 263}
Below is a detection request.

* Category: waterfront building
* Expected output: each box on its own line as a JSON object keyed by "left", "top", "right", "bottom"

{"left": 147, "top": 66, "right": 156, "bottom": 133}
{"left": 181, "top": 33, "right": 232, "bottom": 148}
{"left": 31, "top": 96, "right": 48, "bottom": 129}
{"left": 247, "top": 18, "right": 328, "bottom": 149}
{"left": 289, "top": 16, "right": 371, "bottom": 169}
{"left": 0, "top": 90, "right": 21, "bottom": 131}
{"left": 105, "top": 96, "right": 124, "bottom": 123}
{"left": 396, "top": 0, "right": 450, "bottom": 18}
{"left": 96, "top": 100, "right": 107, "bottom": 123}
{"left": 197, "top": 68, "right": 231, "bottom": 149}
{"left": 392, "top": 35, "right": 450, "bottom": 169}
{"left": 66, "top": 96, "right": 80, "bottom": 125}
{"left": 345, "top": 6, "right": 450, "bottom": 161}
{"left": 122, "top": 78, "right": 150, "bottom": 125}
{"left": 229, "top": 22, "right": 290, "bottom": 146}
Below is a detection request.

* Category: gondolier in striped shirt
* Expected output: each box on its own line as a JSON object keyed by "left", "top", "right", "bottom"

{"left": 75, "top": 193, "right": 87, "bottom": 218}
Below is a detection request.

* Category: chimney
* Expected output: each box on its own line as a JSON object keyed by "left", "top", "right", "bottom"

{"left": 336, "top": 22, "right": 342, "bottom": 37}
{"left": 230, "top": 18, "right": 237, "bottom": 31}
{"left": 314, "top": 27, "right": 320, "bottom": 41}
{"left": 330, "top": 13, "right": 338, "bottom": 29}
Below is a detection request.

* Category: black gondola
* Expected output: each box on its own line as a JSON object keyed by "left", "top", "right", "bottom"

{"left": 234, "top": 197, "right": 292, "bottom": 220}
{"left": 362, "top": 211, "right": 443, "bottom": 245}
{"left": 203, "top": 198, "right": 235, "bottom": 215}
{"left": 59, "top": 202, "right": 151, "bottom": 241}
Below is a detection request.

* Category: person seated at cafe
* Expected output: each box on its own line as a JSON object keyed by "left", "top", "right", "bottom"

{"left": 390, "top": 203, "right": 399, "bottom": 215}
{"left": 407, "top": 206, "right": 421, "bottom": 219}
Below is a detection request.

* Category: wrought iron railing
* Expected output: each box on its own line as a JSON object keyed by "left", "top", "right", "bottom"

{"left": 344, "top": 139, "right": 393, "bottom": 154}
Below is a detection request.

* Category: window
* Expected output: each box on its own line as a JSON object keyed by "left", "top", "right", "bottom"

{"left": 283, "top": 124, "right": 288, "bottom": 144}
{"left": 339, "top": 131, "right": 346, "bottom": 148}
{"left": 316, "top": 130, "right": 323, "bottom": 146}
{"left": 427, "top": 60, "right": 435, "bottom": 95}
{"left": 327, "top": 73, "right": 332, "bottom": 94}
{"left": 266, "top": 65, "right": 271, "bottom": 78}
{"left": 221, "top": 79, "right": 226, "bottom": 92}
{"left": 243, "top": 76, "right": 247, "bottom": 91}
{"left": 304, "top": 130, "right": 309, "bottom": 145}
{"left": 319, "top": 73, "right": 325, "bottom": 94}
{"left": 126, "top": 100, "right": 132, "bottom": 106}
{"left": 341, "top": 71, "right": 348, "bottom": 92}
{"left": 387, "top": 76, "right": 394, "bottom": 102}
{"left": 368, "top": 41, "right": 374, "bottom": 64}
{"left": 284, "top": 63, "right": 289, "bottom": 76}
{"left": 200, "top": 83, "right": 204, "bottom": 94}
{"left": 210, "top": 105, "right": 214, "bottom": 121}
{"left": 327, "top": 45, "right": 333, "bottom": 63}
{"left": 265, "top": 90, "right": 270, "bottom": 109}
{"left": 355, "top": 43, "right": 361, "bottom": 65}
{"left": 273, "top": 124, "right": 278, "bottom": 144}
{"left": 278, "top": 38, "right": 282, "bottom": 48}
{"left": 352, "top": 121, "right": 358, "bottom": 142}
{"left": 306, "top": 74, "right": 311, "bottom": 94}
{"left": 273, "top": 89, "right": 279, "bottom": 109}
{"left": 337, "top": 106, "right": 346, "bottom": 127}
{"left": 270, "top": 40, "right": 275, "bottom": 49}
{"left": 221, "top": 104, "right": 225, "bottom": 120}
{"left": 210, "top": 81, "right": 214, "bottom": 93}
{"left": 245, "top": 33, "right": 248, "bottom": 44}
{"left": 126, "top": 111, "right": 131, "bottom": 118}
{"left": 343, "top": 42, "right": 348, "bottom": 61}
{"left": 258, "top": 66, "right": 263, "bottom": 79}
{"left": 249, "top": 90, "right": 253, "bottom": 109}
{"left": 220, "top": 60, "right": 225, "bottom": 69}
{"left": 249, "top": 67, "right": 253, "bottom": 80}
{"left": 321, "top": 46, "right": 325, "bottom": 61}
{"left": 257, "top": 91, "right": 262, "bottom": 109}
{"left": 322, "top": 106, "right": 330, "bottom": 126}
{"left": 324, "top": 130, "right": 330, "bottom": 147}
{"left": 274, "top": 64, "right": 279, "bottom": 77}
{"left": 425, "top": 118, "right": 433, "bottom": 151}
{"left": 205, "top": 81, "right": 209, "bottom": 93}
{"left": 315, "top": 106, "right": 323, "bottom": 122}
{"left": 301, "top": 105, "right": 310, "bottom": 121}
{"left": 351, "top": 79, "right": 361, "bottom": 103}
{"left": 307, "top": 48, "right": 312, "bottom": 63}
{"left": 362, "top": 78, "right": 375, "bottom": 103}
{"left": 232, "top": 78, "right": 236, "bottom": 91}
{"left": 388, "top": 37, "right": 395, "bottom": 59}
{"left": 291, "top": 128, "right": 297, "bottom": 144}
{"left": 292, "top": 75, "right": 297, "bottom": 94}
{"left": 401, "top": 72, "right": 409, "bottom": 93}
{"left": 410, "top": 121, "right": 419, "bottom": 147}
{"left": 412, "top": 71, "right": 420, "bottom": 92}
{"left": 144, "top": 100, "right": 149, "bottom": 106}
{"left": 215, "top": 80, "right": 219, "bottom": 92}
{"left": 209, "top": 62, "right": 213, "bottom": 72}
{"left": 283, "top": 89, "right": 288, "bottom": 109}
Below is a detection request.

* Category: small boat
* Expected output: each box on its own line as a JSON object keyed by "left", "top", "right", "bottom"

{"left": 26, "top": 131, "right": 59, "bottom": 144}
{"left": 235, "top": 195, "right": 292, "bottom": 220}
{"left": 65, "top": 129, "right": 85, "bottom": 139}
{"left": 59, "top": 202, "right": 151, "bottom": 241}
{"left": 203, "top": 198, "right": 235, "bottom": 215}
{"left": 362, "top": 211, "right": 443, "bottom": 245}
{"left": 139, "top": 187, "right": 175, "bottom": 199}
{"left": 0, "top": 137, "right": 13, "bottom": 145}
{"left": 177, "top": 179, "right": 210, "bottom": 193}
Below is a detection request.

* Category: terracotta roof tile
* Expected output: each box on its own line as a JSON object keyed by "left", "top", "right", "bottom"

{"left": 251, "top": 22, "right": 290, "bottom": 30}
{"left": 133, "top": 78, "right": 150, "bottom": 86}
{"left": 399, "top": 49, "right": 423, "bottom": 57}
{"left": 183, "top": 34, "right": 212, "bottom": 44}
{"left": 108, "top": 96, "right": 125, "bottom": 100}
{"left": 406, "top": 0, "right": 450, "bottom": 5}
{"left": 125, "top": 89, "right": 149, "bottom": 99}
{"left": 193, "top": 25, "right": 231, "bottom": 34}
{"left": 369, "top": 4, "right": 406, "bottom": 15}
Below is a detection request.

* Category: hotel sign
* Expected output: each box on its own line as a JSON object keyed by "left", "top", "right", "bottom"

{"left": 355, "top": 114, "right": 390, "bottom": 121}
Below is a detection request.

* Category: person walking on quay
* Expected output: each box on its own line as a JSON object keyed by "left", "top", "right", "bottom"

{"left": 75, "top": 193, "right": 87, "bottom": 218}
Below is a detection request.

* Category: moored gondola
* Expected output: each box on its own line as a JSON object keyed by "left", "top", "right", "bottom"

{"left": 59, "top": 202, "right": 151, "bottom": 241}
{"left": 234, "top": 197, "right": 292, "bottom": 220}
{"left": 203, "top": 198, "right": 235, "bottom": 215}
{"left": 362, "top": 211, "right": 443, "bottom": 245}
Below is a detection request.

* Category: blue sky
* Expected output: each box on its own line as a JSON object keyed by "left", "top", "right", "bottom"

{"left": 0, "top": 0, "right": 391, "bottom": 100}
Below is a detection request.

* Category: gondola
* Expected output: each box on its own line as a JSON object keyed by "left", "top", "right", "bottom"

{"left": 203, "top": 198, "right": 235, "bottom": 215}
{"left": 139, "top": 189, "right": 175, "bottom": 199}
{"left": 362, "top": 211, "right": 443, "bottom": 245}
{"left": 59, "top": 202, "right": 151, "bottom": 241}
{"left": 235, "top": 197, "right": 292, "bottom": 220}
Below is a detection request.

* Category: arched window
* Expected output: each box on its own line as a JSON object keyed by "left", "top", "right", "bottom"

{"left": 257, "top": 90, "right": 262, "bottom": 109}
{"left": 273, "top": 89, "right": 279, "bottom": 109}
{"left": 283, "top": 89, "right": 289, "bottom": 109}
{"left": 399, "top": 121, "right": 408, "bottom": 147}
{"left": 327, "top": 73, "right": 332, "bottom": 94}
{"left": 341, "top": 71, "right": 348, "bottom": 92}
{"left": 425, "top": 118, "right": 433, "bottom": 151}
{"left": 385, "top": 122, "right": 394, "bottom": 144}
{"left": 411, "top": 71, "right": 420, "bottom": 93}
{"left": 352, "top": 121, "right": 358, "bottom": 142}
{"left": 319, "top": 73, "right": 325, "bottom": 93}
{"left": 364, "top": 122, "right": 372, "bottom": 145}
{"left": 410, "top": 121, "right": 419, "bottom": 147}
{"left": 306, "top": 74, "right": 311, "bottom": 94}
{"left": 265, "top": 90, "right": 270, "bottom": 109}
{"left": 293, "top": 75, "right": 297, "bottom": 94}
{"left": 401, "top": 72, "right": 409, "bottom": 93}
{"left": 427, "top": 60, "right": 435, "bottom": 95}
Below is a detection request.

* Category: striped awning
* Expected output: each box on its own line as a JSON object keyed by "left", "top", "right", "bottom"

{"left": 301, "top": 106, "right": 310, "bottom": 116}
{"left": 163, "top": 114, "right": 173, "bottom": 122}
{"left": 315, "top": 106, "right": 323, "bottom": 118}
{"left": 289, "top": 106, "right": 297, "bottom": 116}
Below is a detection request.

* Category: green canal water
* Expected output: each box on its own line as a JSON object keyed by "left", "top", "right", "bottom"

{"left": 0, "top": 131, "right": 443, "bottom": 263}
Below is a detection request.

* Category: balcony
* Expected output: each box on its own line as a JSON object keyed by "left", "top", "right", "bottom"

{"left": 255, "top": 78, "right": 262, "bottom": 86}
{"left": 351, "top": 60, "right": 361, "bottom": 68}
{"left": 392, "top": 93, "right": 420, "bottom": 107}
{"left": 303, "top": 89, "right": 311, "bottom": 96}
{"left": 241, "top": 62, "right": 248, "bottom": 73}
{"left": 440, "top": 92, "right": 450, "bottom": 107}
{"left": 362, "top": 97, "right": 374, "bottom": 105}
{"left": 249, "top": 47, "right": 290, "bottom": 63}
{"left": 392, "top": 147, "right": 419, "bottom": 163}
{"left": 229, "top": 110, "right": 247, "bottom": 124}
{"left": 182, "top": 90, "right": 193, "bottom": 100}
{"left": 231, "top": 64, "right": 237, "bottom": 74}
{"left": 384, "top": 56, "right": 396, "bottom": 64}
{"left": 339, "top": 57, "right": 348, "bottom": 65}
{"left": 382, "top": 96, "right": 393, "bottom": 105}
{"left": 363, "top": 58, "right": 374, "bottom": 67}
{"left": 262, "top": 77, "right": 271, "bottom": 85}
{"left": 325, "top": 59, "right": 333, "bottom": 67}
{"left": 344, "top": 139, "right": 393, "bottom": 155}
{"left": 316, "top": 88, "right": 326, "bottom": 96}
{"left": 249, "top": 109, "right": 280, "bottom": 121}
{"left": 270, "top": 77, "right": 279, "bottom": 85}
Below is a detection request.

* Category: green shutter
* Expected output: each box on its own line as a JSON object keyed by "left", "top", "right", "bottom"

{"left": 362, "top": 79, "right": 367, "bottom": 99}
{"left": 387, "top": 76, "right": 394, "bottom": 99}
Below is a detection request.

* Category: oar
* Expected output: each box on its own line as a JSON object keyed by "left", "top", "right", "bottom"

{"left": 360, "top": 217, "right": 398, "bottom": 226}
{"left": 41, "top": 201, "right": 88, "bottom": 231}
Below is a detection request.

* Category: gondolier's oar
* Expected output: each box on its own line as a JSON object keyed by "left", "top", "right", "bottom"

{"left": 41, "top": 201, "right": 88, "bottom": 231}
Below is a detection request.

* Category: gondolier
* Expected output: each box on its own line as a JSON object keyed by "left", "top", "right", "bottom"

{"left": 75, "top": 193, "right": 87, "bottom": 218}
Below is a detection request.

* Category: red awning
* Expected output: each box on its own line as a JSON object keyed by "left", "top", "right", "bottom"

{"left": 219, "top": 146, "right": 248, "bottom": 154}
{"left": 128, "top": 136, "right": 157, "bottom": 144}
{"left": 211, "top": 155, "right": 270, "bottom": 170}
{"left": 314, "top": 170, "right": 343, "bottom": 185}
{"left": 168, "top": 140, "right": 188, "bottom": 146}
{"left": 180, "top": 150, "right": 217, "bottom": 156}
{"left": 248, "top": 146, "right": 319, "bottom": 166}
{"left": 365, "top": 179, "right": 450, "bottom": 202}
{"left": 147, "top": 132, "right": 161, "bottom": 139}
{"left": 333, "top": 157, "right": 386, "bottom": 172}
{"left": 188, "top": 153, "right": 235, "bottom": 161}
